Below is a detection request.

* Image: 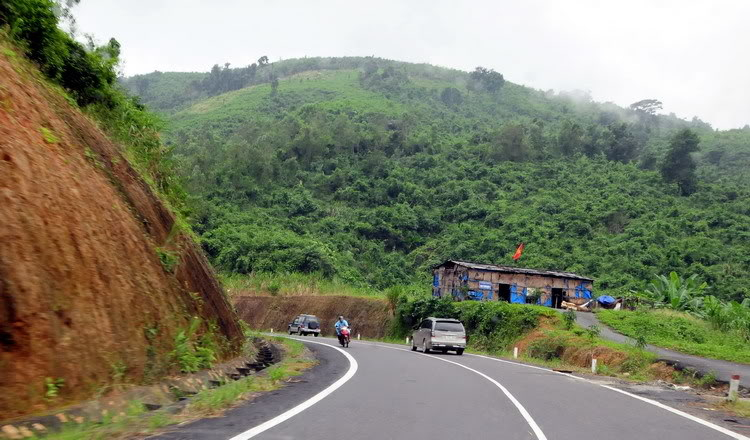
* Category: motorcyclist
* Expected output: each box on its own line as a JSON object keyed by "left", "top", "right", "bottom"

{"left": 334, "top": 315, "right": 349, "bottom": 345}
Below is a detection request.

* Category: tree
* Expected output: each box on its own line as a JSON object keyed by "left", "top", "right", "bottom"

{"left": 270, "top": 73, "right": 279, "bottom": 95}
{"left": 492, "top": 122, "right": 528, "bottom": 162}
{"left": 257, "top": 55, "right": 269, "bottom": 66}
{"left": 362, "top": 58, "right": 378, "bottom": 77}
{"left": 660, "top": 128, "right": 700, "bottom": 195}
{"left": 556, "top": 120, "right": 583, "bottom": 156}
{"left": 440, "top": 87, "right": 463, "bottom": 107}
{"left": 606, "top": 123, "right": 639, "bottom": 163}
{"left": 630, "top": 99, "right": 662, "bottom": 132}
{"left": 629, "top": 99, "right": 663, "bottom": 115}
{"left": 467, "top": 67, "right": 505, "bottom": 93}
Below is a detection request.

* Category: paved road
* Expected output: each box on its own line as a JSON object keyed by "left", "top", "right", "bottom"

{"left": 153, "top": 336, "right": 748, "bottom": 440}
{"left": 576, "top": 311, "right": 750, "bottom": 384}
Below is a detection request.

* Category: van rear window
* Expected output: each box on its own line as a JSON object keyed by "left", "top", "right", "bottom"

{"left": 435, "top": 321, "right": 464, "bottom": 332}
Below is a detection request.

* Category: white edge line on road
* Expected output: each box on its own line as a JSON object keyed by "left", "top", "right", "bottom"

{"left": 464, "top": 352, "right": 750, "bottom": 440}
{"left": 375, "top": 344, "right": 548, "bottom": 440}
{"left": 600, "top": 385, "right": 750, "bottom": 440}
{"left": 228, "top": 338, "right": 358, "bottom": 440}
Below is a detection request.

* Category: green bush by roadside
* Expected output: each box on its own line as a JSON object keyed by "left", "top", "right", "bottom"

{"left": 390, "top": 296, "right": 556, "bottom": 351}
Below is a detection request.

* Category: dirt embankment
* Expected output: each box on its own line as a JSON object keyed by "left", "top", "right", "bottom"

{"left": 234, "top": 295, "right": 391, "bottom": 338}
{"left": 0, "top": 47, "right": 241, "bottom": 418}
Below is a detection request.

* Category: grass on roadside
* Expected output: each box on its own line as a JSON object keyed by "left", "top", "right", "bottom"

{"left": 38, "top": 338, "right": 314, "bottom": 440}
{"left": 717, "top": 400, "right": 750, "bottom": 418}
{"left": 597, "top": 309, "right": 750, "bottom": 364}
{"left": 221, "top": 272, "right": 384, "bottom": 298}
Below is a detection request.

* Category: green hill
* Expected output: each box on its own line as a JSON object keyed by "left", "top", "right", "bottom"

{"left": 122, "top": 58, "right": 750, "bottom": 299}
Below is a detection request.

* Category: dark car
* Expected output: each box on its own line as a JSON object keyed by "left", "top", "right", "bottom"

{"left": 288, "top": 314, "right": 321, "bottom": 336}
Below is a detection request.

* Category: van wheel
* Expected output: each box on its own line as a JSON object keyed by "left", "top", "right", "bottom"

{"left": 314, "top": 333, "right": 319, "bottom": 337}
{"left": 411, "top": 341, "right": 417, "bottom": 351}
{"left": 288, "top": 330, "right": 293, "bottom": 335}
{"left": 422, "top": 340, "right": 430, "bottom": 354}
{"left": 456, "top": 349, "right": 464, "bottom": 356}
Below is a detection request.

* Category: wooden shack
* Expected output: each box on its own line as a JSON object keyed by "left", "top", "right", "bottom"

{"left": 432, "top": 260, "right": 594, "bottom": 308}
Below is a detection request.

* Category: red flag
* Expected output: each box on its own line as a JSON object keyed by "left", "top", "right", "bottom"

{"left": 512, "top": 243, "right": 525, "bottom": 261}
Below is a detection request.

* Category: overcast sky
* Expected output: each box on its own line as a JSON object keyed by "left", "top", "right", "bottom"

{"left": 74, "top": 0, "right": 749, "bottom": 130}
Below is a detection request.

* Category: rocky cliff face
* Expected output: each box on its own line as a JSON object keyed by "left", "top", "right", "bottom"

{"left": 0, "top": 43, "right": 241, "bottom": 418}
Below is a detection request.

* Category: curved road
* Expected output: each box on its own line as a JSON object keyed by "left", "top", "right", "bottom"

{"left": 154, "top": 337, "right": 749, "bottom": 440}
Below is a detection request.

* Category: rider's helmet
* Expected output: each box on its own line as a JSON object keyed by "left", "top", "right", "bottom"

{"left": 338, "top": 315, "right": 344, "bottom": 320}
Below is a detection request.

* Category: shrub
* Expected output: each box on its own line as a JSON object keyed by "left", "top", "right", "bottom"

{"left": 527, "top": 335, "right": 567, "bottom": 360}
{"left": 156, "top": 247, "right": 179, "bottom": 273}
{"left": 171, "top": 317, "right": 217, "bottom": 373}
{"left": 44, "top": 377, "right": 64, "bottom": 400}
{"left": 391, "top": 297, "right": 550, "bottom": 352}
{"left": 618, "top": 354, "right": 649, "bottom": 374}
{"left": 266, "top": 280, "right": 281, "bottom": 296}
{"left": 563, "top": 309, "right": 576, "bottom": 330}
{"left": 585, "top": 324, "right": 601, "bottom": 343}
{"left": 39, "top": 126, "right": 59, "bottom": 143}
{"left": 696, "top": 371, "right": 717, "bottom": 388}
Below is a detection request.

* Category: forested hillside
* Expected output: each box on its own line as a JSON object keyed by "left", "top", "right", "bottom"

{"left": 123, "top": 58, "right": 750, "bottom": 300}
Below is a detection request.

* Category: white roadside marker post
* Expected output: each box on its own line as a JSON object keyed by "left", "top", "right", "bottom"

{"left": 513, "top": 347, "right": 519, "bottom": 359}
{"left": 357, "top": 333, "right": 361, "bottom": 340}
{"left": 406, "top": 336, "right": 409, "bottom": 344}
{"left": 271, "top": 328, "right": 274, "bottom": 333}
{"left": 592, "top": 358, "right": 598, "bottom": 373}
{"left": 728, "top": 374, "right": 740, "bottom": 402}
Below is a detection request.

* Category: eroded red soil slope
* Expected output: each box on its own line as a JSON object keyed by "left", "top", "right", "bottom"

{"left": 0, "top": 46, "right": 241, "bottom": 418}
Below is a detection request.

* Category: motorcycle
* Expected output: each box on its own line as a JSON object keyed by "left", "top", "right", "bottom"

{"left": 338, "top": 325, "right": 351, "bottom": 348}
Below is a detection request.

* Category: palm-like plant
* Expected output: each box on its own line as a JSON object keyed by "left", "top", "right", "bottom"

{"left": 644, "top": 272, "right": 707, "bottom": 312}
{"left": 700, "top": 295, "right": 729, "bottom": 330}
{"left": 725, "top": 299, "right": 750, "bottom": 340}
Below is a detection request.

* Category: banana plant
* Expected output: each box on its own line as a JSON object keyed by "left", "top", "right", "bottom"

{"left": 644, "top": 272, "right": 707, "bottom": 312}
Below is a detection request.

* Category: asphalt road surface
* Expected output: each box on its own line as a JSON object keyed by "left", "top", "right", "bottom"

{"left": 153, "top": 337, "right": 748, "bottom": 440}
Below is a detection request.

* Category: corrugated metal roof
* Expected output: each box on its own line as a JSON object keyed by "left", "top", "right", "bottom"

{"left": 436, "top": 260, "right": 594, "bottom": 282}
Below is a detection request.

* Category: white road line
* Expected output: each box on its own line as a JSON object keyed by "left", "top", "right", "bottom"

{"left": 466, "top": 353, "right": 559, "bottom": 373}
{"left": 601, "top": 385, "right": 750, "bottom": 440}
{"left": 465, "top": 352, "right": 750, "bottom": 440}
{"left": 228, "top": 339, "right": 358, "bottom": 440}
{"left": 374, "top": 344, "right": 548, "bottom": 440}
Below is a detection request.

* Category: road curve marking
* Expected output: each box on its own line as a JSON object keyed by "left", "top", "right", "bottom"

{"left": 227, "top": 338, "right": 358, "bottom": 440}
{"left": 466, "top": 353, "right": 750, "bottom": 440}
{"left": 375, "top": 344, "right": 548, "bottom": 440}
{"left": 601, "top": 385, "right": 750, "bottom": 440}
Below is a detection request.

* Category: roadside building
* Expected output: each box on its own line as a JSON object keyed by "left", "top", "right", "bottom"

{"left": 432, "top": 260, "right": 594, "bottom": 308}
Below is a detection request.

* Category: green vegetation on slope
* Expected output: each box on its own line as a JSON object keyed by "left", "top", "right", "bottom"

{"left": 598, "top": 309, "right": 750, "bottom": 363}
{"left": 221, "top": 272, "right": 385, "bottom": 298}
{"left": 126, "top": 55, "right": 750, "bottom": 300}
{"left": 619, "top": 270, "right": 750, "bottom": 360}
{"left": 392, "top": 296, "right": 555, "bottom": 351}
{"left": 0, "top": 0, "right": 187, "bottom": 213}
